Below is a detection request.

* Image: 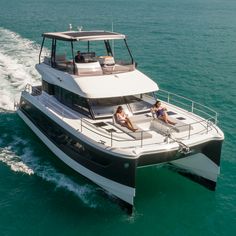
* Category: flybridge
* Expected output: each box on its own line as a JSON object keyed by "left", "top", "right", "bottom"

{"left": 39, "top": 29, "right": 134, "bottom": 75}
{"left": 42, "top": 31, "right": 126, "bottom": 41}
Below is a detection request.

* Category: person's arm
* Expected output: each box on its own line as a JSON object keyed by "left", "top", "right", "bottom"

{"left": 159, "top": 105, "right": 167, "bottom": 111}
{"left": 151, "top": 106, "right": 157, "bottom": 118}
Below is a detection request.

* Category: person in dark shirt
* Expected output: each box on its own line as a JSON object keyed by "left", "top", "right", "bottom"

{"left": 75, "top": 51, "right": 83, "bottom": 63}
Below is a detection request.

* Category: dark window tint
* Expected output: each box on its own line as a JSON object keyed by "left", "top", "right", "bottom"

{"left": 19, "top": 97, "right": 111, "bottom": 167}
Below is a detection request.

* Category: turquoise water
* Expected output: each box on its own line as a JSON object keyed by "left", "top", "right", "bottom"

{"left": 0, "top": 0, "right": 236, "bottom": 235}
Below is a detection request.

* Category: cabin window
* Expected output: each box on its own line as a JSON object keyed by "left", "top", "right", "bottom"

{"left": 61, "top": 89, "right": 73, "bottom": 107}
{"left": 54, "top": 86, "right": 91, "bottom": 117}
{"left": 89, "top": 97, "right": 128, "bottom": 118}
{"left": 126, "top": 93, "right": 155, "bottom": 114}
{"left": 89, "top": 93, "right": 155, "bottom": 118}
{"left": 20, "top": 98, "right": 111, "bottom": 167}
{"left": 42, "top": 80, "right": 55, "bottom": 95}
{"left": 72, "top": 95, "right": 90, "bottom": 114}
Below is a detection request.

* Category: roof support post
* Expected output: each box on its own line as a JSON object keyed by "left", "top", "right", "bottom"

{"left": 104, "top": 40, "right": 113, "bottom": 56}
{"left": 124, "top": 39, "right": 134, "bottom": 64}
{"left": 51, "top": 39, "right": 57, "bottom": 68}
{"left": 71, "top": 41, "right": 76, "bottom": 74}
{"left": 39, "top": 36, "right": 45, "bottom": 64}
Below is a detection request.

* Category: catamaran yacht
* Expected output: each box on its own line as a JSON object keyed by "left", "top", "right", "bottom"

{"left": 17, "top": 29, "right": 224, "bottom": 213}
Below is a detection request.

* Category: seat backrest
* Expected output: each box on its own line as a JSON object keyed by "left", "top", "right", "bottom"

{"left": 113, "top": 113, "right": 119, "bottom": 124}
{"left": 98, "top": 56, "right": 115, "bottom": 66}
{"left": 75, "top": 61, "right": 103, "bottom": 76}
{"left": 55, "top": 54, "right": 66, "bottom": 62}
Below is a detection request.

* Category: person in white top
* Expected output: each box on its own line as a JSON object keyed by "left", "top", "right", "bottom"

{"left": 115, "top": 106, "right": 137, "bottom": 132}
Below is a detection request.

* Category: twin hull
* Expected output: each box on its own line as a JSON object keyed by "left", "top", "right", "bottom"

{"left": 17, "top": 93, "right": 223, "bottom": 212}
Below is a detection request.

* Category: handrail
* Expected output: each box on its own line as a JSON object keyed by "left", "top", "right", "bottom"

{"left": 24, "top": 84, "right": 219, "bottom": 149}
{"left": 157, "top": 89, "right": 218, "bottom": 125}
{"left": 79, "top": 116, "right": 217, "bottom": 148}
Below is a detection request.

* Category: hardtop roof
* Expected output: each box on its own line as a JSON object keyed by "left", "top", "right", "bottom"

{"left": 42, "top": 31, "right": 126, "bottom": 41}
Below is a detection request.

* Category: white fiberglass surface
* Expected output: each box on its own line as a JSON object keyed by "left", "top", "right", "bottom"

{"left": 31, "top": 90, "right": 221, "bottom": 153}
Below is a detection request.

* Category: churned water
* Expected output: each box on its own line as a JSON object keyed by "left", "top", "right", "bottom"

{"left": 0, "top": 0, "right": 236, "bottom": 235}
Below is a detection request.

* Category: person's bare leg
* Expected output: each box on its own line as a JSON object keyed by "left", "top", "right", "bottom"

{"left": 167, "top": 119, "right": 176, "bottom": 125}
{"left": 161, "top": 114, "right": 176, "bottom": 125}
{"left": 165, "top": 113, "right": 176, "bottom": 125}
{"left": 122, "top": 122, "right": 135, "bottom": 132}
{"left": 159, "top": 113, "right": 168, "bottom": 123}
{"left": 127, "top": 118, "right": 137, "bottom": 131}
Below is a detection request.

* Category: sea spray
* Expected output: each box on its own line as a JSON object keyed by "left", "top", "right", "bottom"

{"left": 0, "top": 28, "right": 41, "bottom": 111}
{"left": 0, "top": 140, "right": 98, "bottom": 208}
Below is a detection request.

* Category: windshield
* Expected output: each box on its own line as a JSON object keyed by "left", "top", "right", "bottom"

{"left": 126, "top": 93, "right": 155, "bottom": 114}
{"left": 89, "top": 93, "right": 155, "bottom": 118}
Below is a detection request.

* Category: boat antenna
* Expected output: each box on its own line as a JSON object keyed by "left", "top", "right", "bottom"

{"left": 68, "top": 24, "right": 72, "bottom": 31}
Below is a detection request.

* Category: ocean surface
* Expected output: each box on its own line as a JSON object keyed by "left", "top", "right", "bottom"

{"left": 0, "top": 0, "right": 236, "bottom": 235}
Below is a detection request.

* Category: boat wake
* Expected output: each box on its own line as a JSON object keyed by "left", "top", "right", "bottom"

{"left": 0, "top": 28, "right": 100, "bottom": 208}
{"left": 0, "top": 27, "right": 41, "bottom": 111}
{"left": 0, "top": 136, "right": 98, "bottom": 208}
{"left": 0, "top": 146, "right": 34, "bottom": 175}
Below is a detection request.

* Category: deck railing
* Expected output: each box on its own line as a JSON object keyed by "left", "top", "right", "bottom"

{"left": 24, "top": 84, "right": 219, "bottom": 148}
{"left": 79, "top": 117, "right": 217, "bottom": 148}
{"left": 157, "top": 89, "right": 218, "bottom": 124}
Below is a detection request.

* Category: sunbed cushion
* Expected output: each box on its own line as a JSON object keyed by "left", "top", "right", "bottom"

{"left": 112, "top": 122, "right": 152, "bottom": 140}
{"left": 150, "top": 117, "right": 192, "bottom": 134}
{"left": 111, "top": 114, "right": 152, "bottom": 140}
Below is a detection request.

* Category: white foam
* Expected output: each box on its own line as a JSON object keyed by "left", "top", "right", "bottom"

{"left": 36, "top": 168, "right": 97, "bottom": 207}
{"left": 0, "top": 28, "right": 98, "bottom": 207}
{"left": 0, "top": 136, "right": 98, "bottom": 208}
{"left": 0, "top": 27, "right": 41, "bottom": 111}
{"left": 0, "top": 147, "right": 34, "bottom": 175}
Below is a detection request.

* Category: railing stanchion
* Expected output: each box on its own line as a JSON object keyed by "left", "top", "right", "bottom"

{"left": 141, "top": 131, "right": 143, "bottom": 147}
{"left": 81, "top": 118, "right": 83, "bottom": 132}
{"left": 188, "top": 124, "right": 191, "bottom": 139}
{"left": 111, "top": 131, "right": 113, "bottom": 147}
{"left": 191, "top": 101, "right": 194, "bottom": 113}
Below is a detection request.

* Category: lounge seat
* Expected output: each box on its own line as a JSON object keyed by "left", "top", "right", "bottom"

{"left": 129, "top": 113, "right": 153, "bottom": 124}
{"left": 111, "top": 115, "right": 152, "bottom": 140}
{"left": 75, "top": 61, "right": 103, "bottom": 76}
{"left": 150, "top": 117, "right": 192, "bottom": 134}
{"left": 55, "top": 54, "right": 68, "bottom": 70}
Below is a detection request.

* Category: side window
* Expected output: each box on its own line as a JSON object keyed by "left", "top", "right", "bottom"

{"left": 61, "top": 89, "right": 73, "bottom": 107}
{"left": 42, "top": 80, "right": 55, "bottom": 95}
{"left": 72, "top": 94, "right": 90, "bottom": 115}
{"left": 53, "top": 86, "right": 91, "bottom": 117}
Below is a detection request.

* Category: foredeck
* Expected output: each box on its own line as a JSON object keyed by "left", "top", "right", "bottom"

{"left": 24, "top": 86, "right": 221, "bottom": 153}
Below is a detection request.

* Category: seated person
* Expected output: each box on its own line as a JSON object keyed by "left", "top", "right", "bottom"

{"left": 151, "top": 100, "right": 176, "bottom": 125}
{"left": 115, "top": 106, "right": 137, "bottom": 132}
{"left": 74, "top": 51, "right": 84, "bottom": 63}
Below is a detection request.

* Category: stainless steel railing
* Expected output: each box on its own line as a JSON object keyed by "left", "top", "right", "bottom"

{"left": 24, "top": 84, "right": 219, "bottom": 148}
{"left": 157, "top": 89, "right": 218, "bottom": 124}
